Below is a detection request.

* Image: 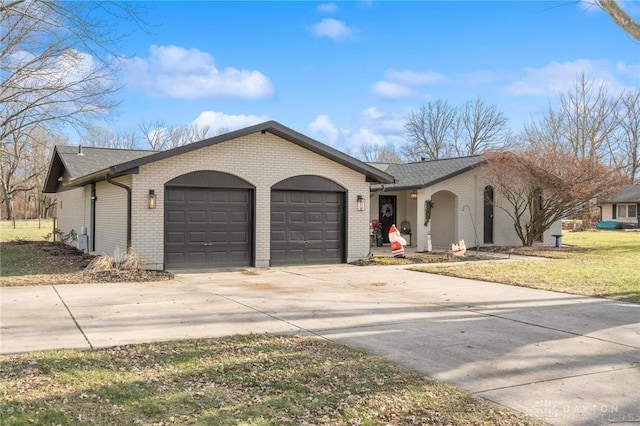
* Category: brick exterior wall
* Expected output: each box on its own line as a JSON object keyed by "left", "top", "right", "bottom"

{"left": 57, "top": 187, "right": 89, "bottom": 240}
{"left": 131, "top": 132, "right": 371, "bottom": 269}
{"left": 94, "top": 176, "right": 130, "bottom": 257}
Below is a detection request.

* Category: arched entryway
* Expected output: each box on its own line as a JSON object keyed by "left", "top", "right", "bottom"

{"left": 164, "top": 171, "right": 254, "bottom": 269}
{"left": 430, "top": 190, "right": 457, "bottom": 250}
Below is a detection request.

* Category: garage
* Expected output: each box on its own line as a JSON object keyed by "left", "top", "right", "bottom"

{"left": 271, "top": 175, "right": 345, "bottom": 266}
{"left": 165, "top": 171, "right": 254, "bottom": 269}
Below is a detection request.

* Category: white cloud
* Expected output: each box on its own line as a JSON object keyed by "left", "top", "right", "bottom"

{"left": 371, "top": 68, "right": 445, "bottom": 100}
{"left": 347, "top": 128, "right": 387, "bottom": 147}
{"left": 311, "top": 18, "right": 354, "bottom": 41}
{"left": 123, "top": 45, "right": 274, "bottom": 99}
{"left": 192, "top": 111, "right": 267, "bottom": 132}
{"left": 506, "top": 59, "right": 633, "bottom": 97}
{"left": 309, "top": 114, "right": 342, "bottom": 143}
{"left": 307, "top": 109, "right": 410, "bottom": 155}
{"left": 384, "top": 69, "right": 445, "bottom": 86}
{"left": 317, "top": 3, "right": 338, "bottom": 13}
{"left": 371, "top": 81, "right": 417, "bottom": 99}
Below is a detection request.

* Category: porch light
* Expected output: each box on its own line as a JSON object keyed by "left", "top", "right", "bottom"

{"left": 410, "top": 189, "right": 418, "bottom": 200}
{"left": 148, "top": 189, "right": 156, "bottom": 209}
{"left": 356, "top": 195, "right": 365, "bottom": 211}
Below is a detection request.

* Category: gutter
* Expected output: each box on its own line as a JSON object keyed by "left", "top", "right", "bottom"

{"left": 91, "top": 183, "right": 96, "bottom": 252}
{"left": 105, "top": 175, "right": 132, "bottom": 249}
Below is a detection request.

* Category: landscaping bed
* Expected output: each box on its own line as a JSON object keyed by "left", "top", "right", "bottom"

{"left": 0, "top": 240, "right": 173, "bottom": 286}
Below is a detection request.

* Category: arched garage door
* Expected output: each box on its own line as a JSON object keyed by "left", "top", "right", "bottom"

{"left": 271, "top": 175, "right": 345, "bottom": 266}
{"left": 165, "top": 171, "right": 254, "bottom": 269}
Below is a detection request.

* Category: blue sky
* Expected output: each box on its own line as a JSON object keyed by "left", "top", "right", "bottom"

{"left": 107, "top": 1, "right": 639, "bottom": 153}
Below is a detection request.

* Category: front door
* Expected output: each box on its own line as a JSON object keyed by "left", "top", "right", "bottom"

{"left": 379, "top": 195, "right": 397, "bottom": 243}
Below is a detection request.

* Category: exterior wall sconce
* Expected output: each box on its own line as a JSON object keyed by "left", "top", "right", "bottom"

{"left": 410, "top": 189, "right": 418, "bottom": 200}
{"left": 356, "top": 195, "right": 365, "bottom": 211}
{"left": 148, "top": 189, "right": 156, "bottom": 209}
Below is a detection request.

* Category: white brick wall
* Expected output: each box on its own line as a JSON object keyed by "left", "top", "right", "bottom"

{"left": 57, "top": 187, "right": 89, "bottom": 242}
{"left": 131, "top": 132, "right": 371, "bottom": 269}
{"left": 94, "top": 176, "right": 130, "bottom": 257}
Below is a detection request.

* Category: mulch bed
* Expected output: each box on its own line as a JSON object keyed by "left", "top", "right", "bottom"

{"left": 1, "top": 241, "right": 173, "bottom": 286}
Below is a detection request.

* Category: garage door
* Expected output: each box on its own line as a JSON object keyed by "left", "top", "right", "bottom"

{"left": 165, "top": 172, "right": 253, "bottom": 269}
{"left": 271, "top": 176, "right": 345, "bottom": 266}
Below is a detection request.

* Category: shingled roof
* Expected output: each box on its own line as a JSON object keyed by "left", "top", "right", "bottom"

{"left": 43, "top": 146, "right": 155, "bottom": 193}
{"left": 370, "top": 155, "right": 485, "bottom": 191}
{"left": 598, "top": 184, "right": 640, "bottom": 204}
{"left": 44, "top": 121, "right": 395, "bottom": 193}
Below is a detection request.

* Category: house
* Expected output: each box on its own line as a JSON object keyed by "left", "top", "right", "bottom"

{"left": 369, "top": 156, "right": 563, "bottom": 251}
{"left": 597, "top": 184, "right": 640, "bottom": 229}
{"left": 43, "top": 121, "right": 394, "bottom": 270}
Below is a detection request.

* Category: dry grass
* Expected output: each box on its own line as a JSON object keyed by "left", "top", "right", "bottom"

{"left": 0, "top": 334, "right": 543, "bottom": 426}
{"left": 412, "top": 231, "right": 640, "bottom": 303}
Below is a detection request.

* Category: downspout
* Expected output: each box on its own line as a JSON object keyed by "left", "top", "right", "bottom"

{"left": 90, "top": 183, "right": 96, "bottom": 252}
{"left": 106, "top": 175, "right": 132, "bottom": 249}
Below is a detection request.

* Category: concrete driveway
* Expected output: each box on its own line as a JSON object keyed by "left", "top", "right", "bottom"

{"left": 1, "top": 264, "right": 639, "bottom": 426}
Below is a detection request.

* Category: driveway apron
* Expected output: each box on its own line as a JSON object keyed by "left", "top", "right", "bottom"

{"left": 1, "top": 264, "right": 638, "bottom": 426}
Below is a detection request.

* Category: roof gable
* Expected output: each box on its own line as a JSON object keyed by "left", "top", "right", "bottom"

{"left": 43, "top": 121, "right": 394, "bottom": 193}
{"left": 371, "top": 155, "right": 485, "bottom": 191}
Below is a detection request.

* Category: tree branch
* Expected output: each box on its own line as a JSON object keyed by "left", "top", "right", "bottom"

{"left": 598, "top": 0, "right": 640, "bottom": 41}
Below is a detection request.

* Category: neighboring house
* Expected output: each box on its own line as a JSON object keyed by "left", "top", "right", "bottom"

{"left": 43, "top": 121, "right": 394, "bottom": 270}
{"left": 370, "top": 156, "right": 562, "bottom": 251}
{"left": 597, "top": 184, "right": 640, "bottom": 228}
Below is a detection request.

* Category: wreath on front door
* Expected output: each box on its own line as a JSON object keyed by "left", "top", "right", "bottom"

{"left": 381, "top": 202, "right": 394, "bottom": 218}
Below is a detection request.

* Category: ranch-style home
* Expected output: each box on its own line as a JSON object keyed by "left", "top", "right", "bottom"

{"left": 597, "top": 183, "right": 640, "bottom": 229}
{"left": 43, "top": 121, "right": 394, "bottom": 270}
{"left": 43, "top": 120, "right": 561, "bottom": 270}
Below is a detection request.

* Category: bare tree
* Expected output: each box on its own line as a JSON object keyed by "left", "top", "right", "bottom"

{"left": 523, "top": 74, "right": 621, "bottom": 227}
{"left": 523, "top": 104, "right": 565, "bottom": 151}
{"left": 1, "top": 0, "right": 145, "bottom": 220}
{"left": 139, "top": 121, "right": 217, "bottom": 150}
{"left": 483, "top": 149, "right": 623, "bottom": 246}
{"left": 351, "top": 143, "right": 403, "bottom": 163}
{"left": 403, "top": 97, "right": 509, "bottom": 161}
{"left": 402, "top": 100, "right": 457, "bottom": 161}
{"left": 559, "top": 74, "right": 618, "bottom": 162}
{"left": 139, "top": 120, "right": 170, "bottom": 151}
{"left": 82, "top": 124, "right": 140, "bottom": 149}
{"left": 456, "top": 97, "right": 510, "bottom": 156}
{"left": 613, "top": 90, "right": 640, "bottom": 183}
{"left": 26, "top": 128, "right": 64, "bottom": 224}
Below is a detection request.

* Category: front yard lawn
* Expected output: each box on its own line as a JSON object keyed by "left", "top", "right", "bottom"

{"left": 0, "top": 334, "right": 542, "bottom": 426}
{"left": 413, "top": 231, "right": 640, "bottom": 303}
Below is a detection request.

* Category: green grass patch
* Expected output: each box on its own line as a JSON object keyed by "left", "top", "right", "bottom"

{"left": 412, "top": 231, "right": 640, "bottom": 303}
{"left": 0, "top": 219, "right": 55, "bottom": 242}
{"left": 0, "top": 334, "right": 541, "bottom": 425}
{"left": 0, "top": 241, "right": 89, "bottom": 282}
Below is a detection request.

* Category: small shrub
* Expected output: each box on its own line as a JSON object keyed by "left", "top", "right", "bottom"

{"left": 120, "top": 248, "right": 145, "bottom": 271}
{"left": 84, "top": 254, "right": 115, "bottom": 273}
{"left": 45, "top": 228, "right": 78, "bottom": 244}
{"left": 83, "top": 248, "right": 145, "bottom": 273}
